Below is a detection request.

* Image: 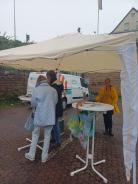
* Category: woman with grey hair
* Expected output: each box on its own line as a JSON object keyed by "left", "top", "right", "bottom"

{"left": 25, "top": 75, "right": 58, "bottom": 163}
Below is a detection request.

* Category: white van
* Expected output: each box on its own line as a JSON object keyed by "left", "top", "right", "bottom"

{"left": 26, "top": 72, "right": 47, "bottom": 95}
{"left": 26, "top": 72, "right": 88, "bottom": 109}
{"left": 60, "top": 74, "right": 88, "bottom": 108}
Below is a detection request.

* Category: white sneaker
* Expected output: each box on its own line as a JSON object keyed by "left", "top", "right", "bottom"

{"left": 41, "top": 156, "right": 48, "bottom": 163}
{"left": 25, "top": 153, "right": 35, "bottom": 162}
{"left": 41, "top": 160, "right": 47, "bottom": 163}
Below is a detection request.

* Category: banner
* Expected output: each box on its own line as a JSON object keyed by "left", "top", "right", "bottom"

{"left": 98, "top": 0, "right": 102, "bottom": 10}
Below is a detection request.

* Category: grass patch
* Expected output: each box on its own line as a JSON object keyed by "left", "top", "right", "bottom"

{"left": 0, "top": 99, "right": 22, "bottom": 109}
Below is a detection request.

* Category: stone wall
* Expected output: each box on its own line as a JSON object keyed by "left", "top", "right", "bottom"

{"left": 0, "top": 71, "right": 28, "bottom": 100}
{"left": 84, "top": 72, "right": 121, "bottom": 96}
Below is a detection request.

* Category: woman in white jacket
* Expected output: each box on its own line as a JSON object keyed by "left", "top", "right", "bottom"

{"left": 25, "top": 75, "right": 58, "bottom": 163}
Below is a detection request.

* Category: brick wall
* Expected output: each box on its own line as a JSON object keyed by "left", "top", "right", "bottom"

{"left": 0, "top": 72, "right": 28, "bottom": 100}
{"left": 84, "top": 72, "right": 121, "bottom": 96}
{"left": 0, "top": 71, "right": 121, "bottom": 100}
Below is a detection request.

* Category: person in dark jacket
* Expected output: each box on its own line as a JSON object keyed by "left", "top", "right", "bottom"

{"left": 46, "top": 70, "right": 64, "bottom": 147}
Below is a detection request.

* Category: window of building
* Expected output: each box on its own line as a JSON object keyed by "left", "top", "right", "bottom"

{"left": 124, "top": 22, "right": 129, "bottom": 31}
{"left": 136, "top": 21, "right": 138, "bottom": 30}
{"left": 131, "top": 12, "right": 135, "bottom": 17}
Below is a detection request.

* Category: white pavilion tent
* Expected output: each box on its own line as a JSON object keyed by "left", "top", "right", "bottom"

{"left": 0, "top": 32, "right": 138, "bottom": 183}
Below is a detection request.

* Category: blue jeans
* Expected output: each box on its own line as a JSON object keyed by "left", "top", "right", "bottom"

{"left": 52, "top": 119, "right": 61, "bottom": 144}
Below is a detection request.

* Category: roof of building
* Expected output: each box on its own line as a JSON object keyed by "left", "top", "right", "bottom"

{"left": 111, "top": 7, "right": 138, "bottom": 34}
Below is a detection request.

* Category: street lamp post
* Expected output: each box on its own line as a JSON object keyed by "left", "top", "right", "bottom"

{"left": 97, "top": 0, "right": 102, "bottom": 35}
{"left": 14, "top": 0, "right": 16, "bottom": 40}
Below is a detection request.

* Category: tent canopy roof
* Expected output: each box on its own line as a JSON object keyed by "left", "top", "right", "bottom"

{"left": 0, "top": 32, "right": 136, "bottom": 73}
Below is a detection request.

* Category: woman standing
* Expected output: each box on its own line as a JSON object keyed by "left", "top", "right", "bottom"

{"left": 96, "top": 78, "right": 119, "bottom": 136}
{"left": 46, "top": 70, "right": 64, "bottom": 148}
{"left": 25, "top": 75, "right": 58, "bottom": 163}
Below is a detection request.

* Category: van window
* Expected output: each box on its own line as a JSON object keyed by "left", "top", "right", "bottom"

{"left": 80, "top": 78, "right": 88, "bottom": 88}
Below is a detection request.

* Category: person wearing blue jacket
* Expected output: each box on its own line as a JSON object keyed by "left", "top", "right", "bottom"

{"left": 25, "top": 75, "right": 58, "bottom": 163}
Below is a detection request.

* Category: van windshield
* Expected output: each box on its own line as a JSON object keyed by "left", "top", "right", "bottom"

{"left": 80, "top": 78, "right": 88, "bottom": 88}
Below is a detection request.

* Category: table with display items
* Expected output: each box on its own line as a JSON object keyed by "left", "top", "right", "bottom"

{"left": 18, "top": 95, "right": 31, "bottom": 102}
{"left": 71, "top": 101, "right": 113, "bottom": 183}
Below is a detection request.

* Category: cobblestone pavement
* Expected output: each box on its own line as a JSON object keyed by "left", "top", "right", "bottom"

{"left": 0, "top": 104, "right": 137, "bottom": 184}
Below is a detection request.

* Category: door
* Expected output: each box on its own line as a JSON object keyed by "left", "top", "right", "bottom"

{"left": 71, "top": 77, "right": 83, "bottom": 102}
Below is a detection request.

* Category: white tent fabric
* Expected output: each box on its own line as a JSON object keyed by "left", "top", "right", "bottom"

{"left": 0, "top": 33, "right": 133, "bottom": 60}
{"left": 117, "top": 42, "right": 138, "bottom": 183}
{"left": 0, "top": 32, "right": 138, "bottom": 183}
{"left": 0, "top": 32, "right": 134, "bottom": 72}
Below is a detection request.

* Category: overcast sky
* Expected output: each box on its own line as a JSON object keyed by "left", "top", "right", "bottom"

{"left": 0, "top": 0, "right": 138, "bottom": 42}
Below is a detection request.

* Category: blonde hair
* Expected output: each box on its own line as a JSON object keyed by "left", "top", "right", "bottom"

{"left": 37, "top": 75, "right": 47, "bottom": 84}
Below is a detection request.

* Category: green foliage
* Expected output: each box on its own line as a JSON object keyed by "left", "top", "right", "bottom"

{"left": 0, "top": 99, "right": 22, "bottom": 109}
{"left": 0, "top": 89, "right": 22, "bottom": 109}
{"left": 0, "top": 33, "right": 31, "bottom": 50}
{"left": 4, "top": 92, "right": 19, "bottom": 101}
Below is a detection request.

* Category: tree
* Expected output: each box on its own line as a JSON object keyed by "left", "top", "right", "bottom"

{"left": 0, "top": 33, "right": 32, "bottom": 50}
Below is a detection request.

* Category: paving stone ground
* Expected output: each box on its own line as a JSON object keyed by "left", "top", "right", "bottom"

{"left": 0, "top": 103, "right": 137, "bottom": 184}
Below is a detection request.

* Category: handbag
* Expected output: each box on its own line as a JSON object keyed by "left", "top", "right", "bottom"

{"left": 24, "top": 112, "right": 34, "bottom": 132}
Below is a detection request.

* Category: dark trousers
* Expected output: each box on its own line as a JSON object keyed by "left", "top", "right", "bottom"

{"left": 103, "top": 110, "right": 113, "bottom": 132}
{"left": 52, "top": 119, "right": 61, "bottom": 144}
